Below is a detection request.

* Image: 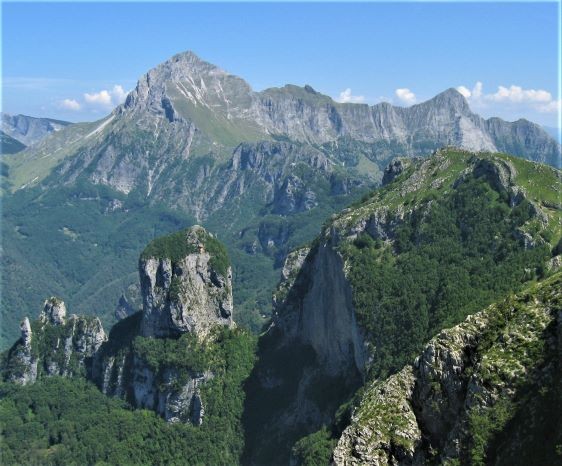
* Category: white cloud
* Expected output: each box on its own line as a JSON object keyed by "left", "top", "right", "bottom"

{"left": 456, "top": 82, "right": 483, "bottom": 100}
{"left": 59, "top": 85, "right": 128, "bottom": 113}
{"left": 84, "top": 89, "right": 112, "bottom": 107}
{"left": 60, "top": 98, "right": 81, "bottom": 111}
{"left": 536, "top": 99, "right": 562, "bottom": 113}
{"left": 456, "top": 86, "right": 472, "bottom": 99}
{"left": 395, "top": 88, "right": 416, "bottom": 105}
{"left": 84, "top": 85, "right": 128, "bottom": 109}
{"left": 337, "top": 88, "right": 365, "bottom": 104}
{"left": 111, "top": 85, "right": 127, "bottom": 104}
{"left": 472, "top": 82, "right": 483, "bottom": 99}
{"left": 488, "top": 85, "right": 551, "bottom": 104}
{"left": 457, "top": 81, "right": 560, "bottom": 114}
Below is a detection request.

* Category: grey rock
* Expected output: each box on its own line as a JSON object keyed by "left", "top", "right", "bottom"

{"left": 139, "top": 226, "right": 234, "bottom": 339}
{"left": 1, "top": 113, "right": 71, "bottom": 146}
{"left": 3, "top": 298, "right": 106, "bottom": 384}
{"left": 41, "top": 297, "right": 67, "bottom": 325}
{"left": 333, "top": 276, "right": 559, "bottom": 465}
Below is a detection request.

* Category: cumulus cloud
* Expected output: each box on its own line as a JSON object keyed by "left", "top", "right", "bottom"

{"left": 456, "top": 82, "right": 483, "bottom": 100}
{"left": 60, "top": 85, "right": 128, "bottom": 113}
{"left": 536, "top": 99, "right": 562, "bottom": 113}
{"left": 84, "top": 85, "right": 127, "bottom": 108}
{"left": 488, "top": 85, "right": 551, "bottom": 104}
{"left": 395, "top": 88, "right": 416, "bottom": 105}
{"left": 337, "top": 88, "right": 365, "bottom": 104}
{"left": 60, "top": 98, "right": 81, "bottom": 111}
{"left": 457, "top": 81, "right": 559, "bottom": 114}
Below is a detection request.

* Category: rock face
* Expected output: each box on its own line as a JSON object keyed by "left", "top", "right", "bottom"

{"left": 1, "top": 113, "right": 71, "bottom": 146}
{"left": 9, "top": 51, "right": 560, "bottom": 198}
{"left": 139, "top": 225, "right": 234, "bottom": 338}
{"left": 2, "top": 298, "right": 106, "bottom": 385}
{"left": 1, "top": 226, "right": 234, "bottom": 428}
{"left": 128, "top": 360, "right": 211, "bottom": 424}
{"left": 243, "top": 239, "right": 369, "bottom": 465}
{"left": 94, "top": 226, "right": 234, "bottom": 425}
{"left": 333, "top": 272, "right": 562, "bottom": 465}
{"left": 243, "top": 149, "right": 561, "bottom": 465}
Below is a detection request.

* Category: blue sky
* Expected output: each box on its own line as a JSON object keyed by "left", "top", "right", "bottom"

{"left": 2, "top": 2, "right": 560, "bottom": 129}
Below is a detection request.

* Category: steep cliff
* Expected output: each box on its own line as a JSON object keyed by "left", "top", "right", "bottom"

{"left": 139, "top": 225, "right": 233, "bottom": 338}
{"left": 93, "top": 225, "right": 237, "bottom": 425}
{"left": 244, "top": 149, "right": 561, "bottom": 465}
{"left": 1, "top": 226, "right": 251, "bottom": 429}
{"left": 1, "top": 297, "right": 106, "bottom": 385}
{"left": 333, "top": 271, "right": 562, "bottom": 465}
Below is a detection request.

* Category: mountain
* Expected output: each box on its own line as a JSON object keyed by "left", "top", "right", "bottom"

{"left": 1, "top": 51, "right": 560, "bottom": 350}
{"left": 3, "top": 52, "right": 559, "bottom": 194}
{"left": 0, "top": 131, "right": 27, "bottom": 155}
{"left": 1, "top": 226, "right": 257, "bottom": 464}
{"left": 1, "top": 113, "right": 72, "bottom": 147}
{"left": 1, "top": 151, "right": 560, "bottom": 465}
{"left": 242, "top": 149, "right": 561, "bottom": 464}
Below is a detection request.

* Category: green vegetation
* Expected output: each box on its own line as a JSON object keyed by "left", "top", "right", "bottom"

{"left": 292, "top": 428, "right": 337, "bottom": 466}
{"left": 0, "top": 327, "right": 257, "bottom": 465}
{"left": 342, "top": 175, "right": 552, "bottom": 378}
{"left": 0, "top": 131, "right": 26, "bottom": 155}
{"left": 0, "top": 180, "right": 197, "bottom": 349}
{"left": 133, "top": 332, "right": 211, "bottom": 375}
{"left": 140, "top": 229, "right": 198, "bottom": 262}
{"left": 141, "top": 226, "right": 231, "bottom": 278}
{"left": 465, "top": 273, "right": 562, "bottom": 465}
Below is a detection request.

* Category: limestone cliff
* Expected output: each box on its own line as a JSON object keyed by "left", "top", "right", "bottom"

{"left": 333, "top": 272, "right": 562, "bottom": 465}
{"left": 139, "top": 225, "right": 234, "bottom": 338}
{"left": 94, "top": 226, "right": 234, "bottom": 424}
{"left": 1, "top": 297, "right": 106, "bottom": 385}
{"left": 243, "top": 149, "right": 561, "bottom": 465}
{"left": 1, "top": 226, "right": 236, "bottom": 428}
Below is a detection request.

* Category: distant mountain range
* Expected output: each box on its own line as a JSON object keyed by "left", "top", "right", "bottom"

{"left": 1, "top": 113, "right": 71, "bottom": 149}
{"left": 1, "top": 51, "right": 560, "bottom": 348}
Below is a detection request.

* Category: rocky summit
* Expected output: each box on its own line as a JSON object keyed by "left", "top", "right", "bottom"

{"left": 1, "top": 226, "right": 239, "bottom": 427}
{"left": 139, "top": 225, "right": 234, "bottom": 339}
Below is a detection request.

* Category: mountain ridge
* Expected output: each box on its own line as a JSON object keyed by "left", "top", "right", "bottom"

{"left": 1, "top": 113, "right": 72, "bottom": 147}
{"left": 3, "top": 51, "right": 560, "bottom": 194}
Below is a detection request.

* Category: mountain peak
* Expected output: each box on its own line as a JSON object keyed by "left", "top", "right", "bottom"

{"left": 428, "top": 87, "right": 470, "bottom": 109}
{"left": 149, "top": 50, "right": 226, "bottom": 81}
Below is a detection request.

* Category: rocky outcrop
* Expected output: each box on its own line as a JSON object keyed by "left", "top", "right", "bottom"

{"left": 139, "top": 225, "right": 233, "bottom": 339}
{"left": 92, "top": 226, "right": 235, "bottom": 426}
{"left": 333, "top": 273, "right": 562, "bottom": 465}
{"left": 1, "top": 226, "right": 236, "bottom": 429}
{"left": 41, "top": 297, "right": 67, "bottom": 325}
{"left": 130, "top": 359, "right": 211, "bottom": 424}
{"left": 2, "top": 298, "right": 106, "bottom": 385}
